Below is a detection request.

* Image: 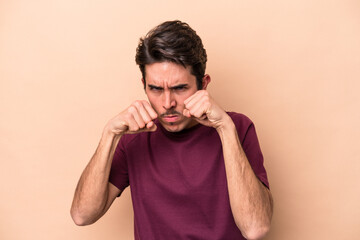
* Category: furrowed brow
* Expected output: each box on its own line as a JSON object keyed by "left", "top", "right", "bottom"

{"left": 148, "top": 84, "right": 163, "bottom": 90}
{"left": 169, "top": 84, "right": 188, "bottom": 89}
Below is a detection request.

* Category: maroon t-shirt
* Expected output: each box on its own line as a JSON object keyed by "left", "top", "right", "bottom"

{"left": 109, "top": 112, "right": 269, "bottom": 239}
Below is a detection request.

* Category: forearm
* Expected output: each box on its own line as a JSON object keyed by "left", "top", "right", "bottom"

{"left": 70, "top": 100, "right": 157, "bottom": 225}
{"left": 70, "top": 128, "right": 121, "bottom": 225}
{"left": 217, "top": 120, "right": 273, "bottom": 239}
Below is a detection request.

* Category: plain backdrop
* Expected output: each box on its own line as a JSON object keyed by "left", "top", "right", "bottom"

{"left": 1, "top": 0, "right": 359, "bottom": 239}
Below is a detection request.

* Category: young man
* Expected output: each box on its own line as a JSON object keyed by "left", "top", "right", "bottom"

{"left": 71, "top": 20, "right": 273, "bottom": 240}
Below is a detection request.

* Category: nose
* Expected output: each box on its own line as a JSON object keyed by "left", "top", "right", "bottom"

{"left": 163, "top": 90, "right": 176, "bottom": 110}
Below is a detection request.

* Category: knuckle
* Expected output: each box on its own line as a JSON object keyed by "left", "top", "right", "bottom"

{"left": 128, "top": 106, "right": 136, "bottom": 114}
{"left": 133, "top": 100, "right": 142, "bottom": 108}
{"left": 124, "top": 112, "right": 132, "bottom": 119}
{"left": 141, "top": 100, "right": 149, "bottom": 106}
{"left": 142, "top": 116, "right": 150, "bottom": 123}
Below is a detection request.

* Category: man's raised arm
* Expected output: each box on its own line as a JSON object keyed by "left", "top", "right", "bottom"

{"left": 70, "top": 100, "right": 157, "bottom": 226}
{"left": 184, "top": 90, "right": 273, "bottom": 239}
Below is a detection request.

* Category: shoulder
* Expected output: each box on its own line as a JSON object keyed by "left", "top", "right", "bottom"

{"left": 119, "top": 133, "right": 140, "bottom": 146}
{"left": 116, "top": 132, "right": 145, "bottom": 154}
{"left": 227, "top": 111, "right": 254, "bottom": 129}
{"left": 226, "top": 112, "right": 257, "bottom": 143}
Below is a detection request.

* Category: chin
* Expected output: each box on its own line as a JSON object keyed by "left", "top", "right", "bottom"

{"left": 162, "top": 122, "right": 186, "bottom": 132}
{"left": 160, "top": 118, "right": 196, "bottom": 132}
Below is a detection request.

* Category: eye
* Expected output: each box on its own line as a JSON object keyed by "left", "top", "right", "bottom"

{"left": 149, "top": 86, "right": 163, "bottom": 92}
{"left": 172, "top": 86, "right": 187, "bottom": 91}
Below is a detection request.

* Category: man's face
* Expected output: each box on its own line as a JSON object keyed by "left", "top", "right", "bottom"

{"left": 144, "top": 62, "right": 201, "bottom": 132}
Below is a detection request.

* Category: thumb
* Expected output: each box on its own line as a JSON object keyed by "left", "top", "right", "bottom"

{"left": 183, "top": 109, "right": 191, "bottom": 118}
{"left": 145, "top": 121, "right": 157, "bottom": 132}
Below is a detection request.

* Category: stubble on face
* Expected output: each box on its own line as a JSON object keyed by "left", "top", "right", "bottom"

{"left": 144, "top": 62, "right": 199, "bottom": 132}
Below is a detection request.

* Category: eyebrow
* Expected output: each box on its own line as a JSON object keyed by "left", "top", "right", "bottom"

{"left": 169, "top": 84, "right": 188, "bottom": 90}
{"left": 148, "top": 83, "right": 188, "bottom": 90}
{"left": 148, "top": 84, "right": 163, "bottom": 90}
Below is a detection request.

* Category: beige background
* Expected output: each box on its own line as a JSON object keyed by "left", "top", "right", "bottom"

{"left": 1, "top": 0, "right": 359, "bottom": 239}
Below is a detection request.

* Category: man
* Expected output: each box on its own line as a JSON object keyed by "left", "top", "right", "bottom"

{"left": 71, "top": 20, "right": 273, "bottom": 240}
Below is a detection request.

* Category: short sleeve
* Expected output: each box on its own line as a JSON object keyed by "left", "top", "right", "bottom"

{"left": 230, "top": 112, "right": 270, "bottom": 189}
{"left": 109, "top": 137, "right": 130, "bottom": 194}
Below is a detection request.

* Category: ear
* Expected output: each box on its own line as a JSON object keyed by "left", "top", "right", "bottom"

{"left": 201, "top": 74, "right": 211, "bottom": 90}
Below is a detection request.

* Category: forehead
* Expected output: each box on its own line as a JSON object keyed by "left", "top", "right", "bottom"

{"left": 145, "top": 62, "right": 196, "bottom": 86}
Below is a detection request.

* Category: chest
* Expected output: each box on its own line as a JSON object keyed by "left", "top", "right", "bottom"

{"left": 126, "top": 130, "right": 228, "bottom": 196}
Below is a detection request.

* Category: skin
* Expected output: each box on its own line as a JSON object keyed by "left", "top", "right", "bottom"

{"left": 70, "top": 62, "right": 273, "bottom": 239}
{"left": 143, "top": 62, "right": 210, "bottom": 132}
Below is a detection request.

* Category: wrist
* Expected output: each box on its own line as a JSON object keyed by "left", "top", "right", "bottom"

{"left": 102, "top": 124, "right": 124, "bottom": 140}
{"left": 216, "top": 115, "right": 236, "bottom": 135}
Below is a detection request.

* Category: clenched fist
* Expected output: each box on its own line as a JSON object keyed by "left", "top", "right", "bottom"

{"left": 183, "top": 90, "right": 231, "bottom": 130}
{"left": 105, "top": 100, "right": 158, "bottom": 136}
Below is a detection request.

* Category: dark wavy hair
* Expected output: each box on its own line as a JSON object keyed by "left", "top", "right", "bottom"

{"left": 135, "top": 20, "right": 207, "bottom": 90}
